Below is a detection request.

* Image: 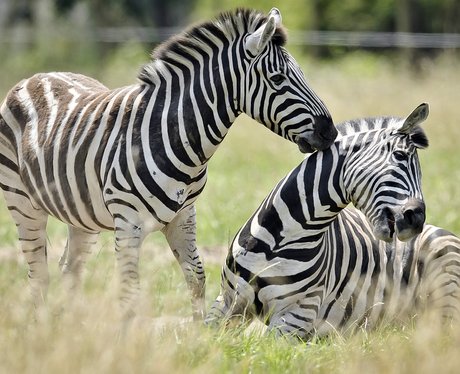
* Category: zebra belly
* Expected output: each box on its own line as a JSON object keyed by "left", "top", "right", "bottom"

{"left": 18, "top": 163, "right": 115, "bottom": 231}
{"left": 13, "top": 161, "right": 203, "bottom": 234}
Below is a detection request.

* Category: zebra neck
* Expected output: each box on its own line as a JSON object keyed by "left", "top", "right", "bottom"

{"left": 253, "top": 147, "right": 349, "bottom": 250}
{"left": 149, "top": 58, "right": 240, "bottom": 166}
{"left": 140, "top": 72, "right": 239, "bottom": 168}
{"left": 297, "top": 144, "right": 349, "bottom": 220}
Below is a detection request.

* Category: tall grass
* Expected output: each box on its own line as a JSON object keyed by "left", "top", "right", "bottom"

{"left": 0, "top": 49, "right": 459, "bottom": 372}
{"left": 1, "top": 252, "right": 460, "bottom": 373}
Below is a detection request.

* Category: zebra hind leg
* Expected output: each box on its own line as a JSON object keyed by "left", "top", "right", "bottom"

{"left": 162, "top": 205, "right": 206, "bottom": 320}
{"left": 4, "top": 190, "right": 49, "bottom": 309}
{"left": 60, "top": 226, "right": 99, "bottom": 292}
{"left": 0, "top": 124, "right": 48, "bottom": 309}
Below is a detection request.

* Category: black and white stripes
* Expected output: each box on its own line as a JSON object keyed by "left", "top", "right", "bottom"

{"left": 0, "top": 8, "right": 336, "bottom": 319}
{"left": 205, "top": 104, "right": 451, "bottom": 339}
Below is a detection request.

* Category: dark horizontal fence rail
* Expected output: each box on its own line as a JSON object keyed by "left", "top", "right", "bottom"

{"left": 2, "top": 27, "right": 460, "bottom": 48}
{"left": 290, "top": 31, "right": 460, "bottom": 48}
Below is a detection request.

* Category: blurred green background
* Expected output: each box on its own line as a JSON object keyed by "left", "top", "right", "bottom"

{"left": 0, "top": 0, "right": 459, "bottom": 253}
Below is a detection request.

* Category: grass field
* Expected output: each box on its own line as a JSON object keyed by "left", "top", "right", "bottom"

{"left": 0, "top": 50, "right": 459, "bottom": 373}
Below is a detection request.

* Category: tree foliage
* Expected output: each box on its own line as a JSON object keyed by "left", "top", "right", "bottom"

{"left": 0, "top": 0, "right": 459, "bottom": 69}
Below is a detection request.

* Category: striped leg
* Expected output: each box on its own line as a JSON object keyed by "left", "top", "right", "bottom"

{"left": 60, "top": 226, "right": 99, "bottom": 291}
{"left": 205, "top": 265, "right": 255, "bottom": 326}
{"left": 418, "top": 234, "right": 460, "bottom": 324}
{"left": 0, "top": 133, "right": 49, "bottom": 307}
{"left": 4, "top": 191, "right": 49, "bottom": 308}
{"left": 113, "top": 216, "right": 145, "bottom": 320}
{"left": 162, "top": 205, "right": 206, "bottom": 320}
{"left": 268, "top": 304, "right": 317, "bottom": 340}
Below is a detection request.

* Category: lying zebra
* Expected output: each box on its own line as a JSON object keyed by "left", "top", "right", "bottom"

{"left": 206, "top": 103, "right": 460, "bottom": 338}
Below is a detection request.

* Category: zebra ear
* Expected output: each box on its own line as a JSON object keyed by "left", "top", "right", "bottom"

{"left": 398, "top": 103, "right": 429, "bottom": 134}
{"left": 245, "top": 8, "right": 282, "bottom": 56}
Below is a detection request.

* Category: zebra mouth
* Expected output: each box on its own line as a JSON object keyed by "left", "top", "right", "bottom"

{"left": 373, "top": 208, "right": 396, "bottom": 242}
{"left": 295, "top": 136, "right": 316, "bottom": 153}
{"left": 294, "top": 123, "right": 337, "bottom": 154}
{"left": 387, "top": 214, "right": 396, "bottom": 239}
{"left": 394, "top": 199, "right": 426, "bottom": 241}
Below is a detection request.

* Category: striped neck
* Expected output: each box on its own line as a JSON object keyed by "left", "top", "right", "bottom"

{"left": 251, "top": 143, "right": 347, "bottom": 251}
{"left": 137, "top": 33, "right": 251, "bottom": 165}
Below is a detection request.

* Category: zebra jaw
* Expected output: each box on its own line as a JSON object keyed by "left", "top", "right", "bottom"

{"left": 373, "top": 208, "right": 396, "bottom": 242}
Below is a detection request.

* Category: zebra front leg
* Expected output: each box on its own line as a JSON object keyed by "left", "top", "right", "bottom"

{"left": 113, "top": 217, "right": 145, "bottom": 320}
{"left": 417, "top": 233, "right": 460, "bottom": 325}
{"left": 205, "top": 292, "right": 253, "bottom": 328}
{"left": 60, "top": 226, "right": 99, "bottom": 291}
{"left": 162, "top": 205, "right": 206, "bottom": 320}
{"left": 268, "top": 304, "right": 318, "bottom": 340}
{"left": 205, "top": 264, "right": 256, "bottom": 327}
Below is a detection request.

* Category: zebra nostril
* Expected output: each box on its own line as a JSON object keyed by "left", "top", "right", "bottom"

{"left": 403, "top": 206, "right": 425, "bottom": 227}
{"left": 404, "top": 209, "right": 416, "bottom": 226}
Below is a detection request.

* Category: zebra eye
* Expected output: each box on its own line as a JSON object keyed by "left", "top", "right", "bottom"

{"left": 393, "top": 150, "right": 408, "bottom": 162}
{"left": 270, "top": 74, "right": 285, "bottom": 84}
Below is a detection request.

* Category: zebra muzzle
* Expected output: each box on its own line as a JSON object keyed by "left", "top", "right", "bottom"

{"left": 394, "top": 199, "right": 426, "bottom": 241}
{"left": 295, "top": 135, "right": 316, "bottom": 153}
{"left": 295, "top": 117, "right": 338, "bottom": 154}
{"left": 374, "top": 200, "right": 425, "bottom": 242}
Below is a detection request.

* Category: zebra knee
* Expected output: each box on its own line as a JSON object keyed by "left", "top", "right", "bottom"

{"left": 27, "top": 263, "right": 50, "bottom": 307}
{"left": 267, "top": 316, "right": 311, "bottom": 341}
{"left": 205, "top": 294, "right": 230, "bottom": 327}
{"left": 205, "top": 284, "right": 254, "bottom": 328}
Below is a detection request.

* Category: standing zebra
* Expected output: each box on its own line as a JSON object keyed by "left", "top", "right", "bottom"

{"left": 206, "top": 104, "right": 439, "bottom": 338}
{"left": 0, "top": 8, "right": 336, "bottom": 320}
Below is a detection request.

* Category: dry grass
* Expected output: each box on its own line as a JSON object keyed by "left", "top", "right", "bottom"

{"left": 2, "top": 252, "right": 460, "bottom": 373}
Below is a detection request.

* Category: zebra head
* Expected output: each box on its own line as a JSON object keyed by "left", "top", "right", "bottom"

{"left": 242, "top": 8, "right": 337, "bottom": 153}
{"left": 345, "top": 103, "right": 429, "bottom": 242}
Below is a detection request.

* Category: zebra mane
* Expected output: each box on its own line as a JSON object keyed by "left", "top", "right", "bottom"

{"left": 336, "top": 117, "right": 400, "bottom": 137}
{"left": 138, "top": 8, "right": 287, "bottom": 84}
{"left": 336, "top": 116, "right": 429, "bottom": 149}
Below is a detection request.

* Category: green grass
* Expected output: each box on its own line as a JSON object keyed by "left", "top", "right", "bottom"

{"left": 0, "top": 50, "right": 460, "bottom": 372}
{"left": 1, "top": 253, "right": 460, "bottom": 374}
